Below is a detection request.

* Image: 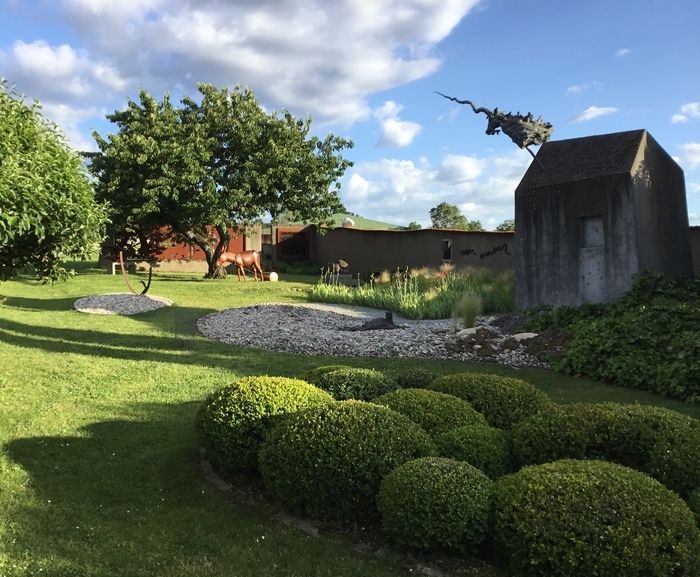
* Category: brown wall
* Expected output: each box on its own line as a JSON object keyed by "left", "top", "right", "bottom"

{"left": 304, "top": 227, "right": 515, "bottom": 274}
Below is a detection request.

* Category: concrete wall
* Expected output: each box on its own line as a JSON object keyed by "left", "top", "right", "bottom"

{"left": 691, "top": 226, "right": 700, "bottom": 276}
{"left": 307, "top": 227, "right": 515, "bottom": 274}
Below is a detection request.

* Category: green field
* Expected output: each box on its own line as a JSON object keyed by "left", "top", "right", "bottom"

{"left": 1, "top": 267, "right": 697, "bottom": 577}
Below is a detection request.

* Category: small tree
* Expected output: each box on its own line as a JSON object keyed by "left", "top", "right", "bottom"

{"left": 0, "top": 80, "right": 108, "bottom": 282}
{"left": 496, "top": 218, "right": 515, "bottom": 232}
{"left": 406, "top": 221, "right": 422, "bottom": 230}
{"left": 429, "top": 202, "right": 482, "bottom": 231}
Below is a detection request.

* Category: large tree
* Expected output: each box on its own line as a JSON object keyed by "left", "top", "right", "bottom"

{"left": 90, "top": 84, "right": 353, "bottom": 277}
{"left": 495, "top": 218, "right": 515, "bottom": 232}
{"left": 0, "top": 80, "right": 108, "bottom": 282}
{"left": 429, "top": 202, "right": 482, "bottom": 231}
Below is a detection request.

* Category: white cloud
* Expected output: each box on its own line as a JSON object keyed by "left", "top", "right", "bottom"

{"left": 680, "top": 143, "right": 700, "bottom": 169}
{"left": 47, "top": 0, "right": 482, "bottom": 125}
{"left": 570, "top": 105, "right": 618, "bottom": 122}
{"left": 40, "top": 102, "right": 105, "bottom": 151}
{"left": 671, "top": 102, "right": 700, "bottom": 124}
{"left": 615, "top": 48, "right": 631, "bottom": 57}
{"left": 341, "top": 150, "right": 530, "bottom": 228}
{"left": 566, "top": 81, "right": 601, "bottom": 94}
{"left": 374, "top": 101, "right": 422, "bottom": 147}
{"left": 688, "top": 183, "right": 700, "bottom": 194}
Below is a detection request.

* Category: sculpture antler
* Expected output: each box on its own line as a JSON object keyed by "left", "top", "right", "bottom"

{"left": 435, "top": 91, "right": 493, "bottom": 116}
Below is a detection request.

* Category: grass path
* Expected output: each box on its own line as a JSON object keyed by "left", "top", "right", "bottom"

{"left": 1, "top": 268, "right": 696, "bottom": 576}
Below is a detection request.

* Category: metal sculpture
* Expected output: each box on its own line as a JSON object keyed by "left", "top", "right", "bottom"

{"left": 436, "top": 92, "right": 553, "bottom": 168}
{"left": 118, "top": 250, "right": 153, "bottom": 295}
{"left": 216, "top": 250, "right": 264, "bottom": 281}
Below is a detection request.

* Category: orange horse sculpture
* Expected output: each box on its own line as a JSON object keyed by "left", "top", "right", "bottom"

{"left": 216, "top": 250, "right": 263, "bottom": 281}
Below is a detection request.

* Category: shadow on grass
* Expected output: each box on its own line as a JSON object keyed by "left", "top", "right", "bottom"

{"left": 2, "top": 403, "right": 411, "bottom": 577}
{"left": 1, "top": 296, "right": 82, "bottom": 312}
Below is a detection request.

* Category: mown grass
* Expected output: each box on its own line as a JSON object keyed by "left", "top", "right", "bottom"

{"left": 1, "top": 266, "right": 697, "bottom": 577}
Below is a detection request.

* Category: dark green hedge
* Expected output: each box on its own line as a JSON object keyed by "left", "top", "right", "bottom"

{"left": 196, "top": 376, "right": 333, "bottom": 476}
{"left": 311, "top": 367, "right": 398, "bottom": 400}
{"left": 435, "top": 422, "right": 511, "bottom": 478}
{"left": 378, "top": 457, "right": 492, "bottom": 553}
{"left": 493, "top": 459, "right": 700, "bottom": 577}
{"left": 258, "top": 400, "right": 435, "bottom": 523}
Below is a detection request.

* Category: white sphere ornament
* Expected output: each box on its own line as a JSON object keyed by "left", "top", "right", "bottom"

{"left": 268, "top": 271, "right": 279, "bottom": 282}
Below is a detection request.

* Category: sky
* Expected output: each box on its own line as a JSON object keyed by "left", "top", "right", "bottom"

{"left": 2, "top": 0, "right": 699, "bottom": 229}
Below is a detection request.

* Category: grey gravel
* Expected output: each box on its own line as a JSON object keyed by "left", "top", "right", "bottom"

{"left": 196, "top": 303, "right": 545, "bottom": 369}
{"left": 74, "top": 293, "right": 173, "bottom": 315}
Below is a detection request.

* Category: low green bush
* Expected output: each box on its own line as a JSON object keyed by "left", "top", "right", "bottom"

{"left": 689, "top": 488, "right": 700, "bottom": 525}
{"left": 258, "top": 400, "right": 435, "bottom": 523}
{"left": 372, "top": 388, "right": 486, "bottom": 436}
{"left": 429, "top": 372, "right": 553, "bottom": 429}
{"left": 435, "top": 422, "right": 510, "bottom": 478}
{"left": 510, "top": 402, "right": 700, "bottom": 498}
{"left": 386, "top": 366, "right": 437, "bottom": 389}
{"left": 377, "top": 457, "right": 492, "bottom": 553}
{"left": 493, "top": 459, "right": 700, "bottom": 577}
{"left": 301, "top": 364, "right": 352, "bottom": 385}
{"left": 552, "top": 273, "right": 700, "bottom": 402}
{"left": 312, "top": 367, "right": 398, "bottom": 400}
{"left": 196, "top": 376, "right": 333, "bottom": 476}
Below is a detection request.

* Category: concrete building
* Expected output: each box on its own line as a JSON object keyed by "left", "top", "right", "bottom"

{"left": 515, "top": 129, "right": 693, "bottom": 309}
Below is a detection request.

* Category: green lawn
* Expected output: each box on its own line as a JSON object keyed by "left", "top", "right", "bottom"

{"left": 1, "top": 267, "right": 697, "bottom": 577}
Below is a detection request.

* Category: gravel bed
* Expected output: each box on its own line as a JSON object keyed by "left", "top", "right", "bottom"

{"left": 196, "top": 303, "right": 545, "bottom": 369}
{"left": 74, "top": 293, "right": 173, "bottom": 315}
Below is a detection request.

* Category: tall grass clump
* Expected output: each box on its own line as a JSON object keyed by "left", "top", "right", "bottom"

{"left": 309, "top": 266, "right": 514, "bottom": 320}
{"left": 453, "top": 290, "right": 483, "bottom": 328}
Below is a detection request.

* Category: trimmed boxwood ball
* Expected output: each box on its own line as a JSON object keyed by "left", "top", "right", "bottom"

{"left": 429, "top": 372, "right": 553, "bottom": 429}
{"left": 435, "top": 422, "right": 510, "bottom": 478}
{"left": 372, "top": 388, "right": 486, "bottom": 435}
{"left": 301, "top": 364, "right": 352, "bottom": 385}
{"left": 510, "top": 402, "right": 700, "bottom": 498}
{"left": 387, "top": 366, "right": 438, "bottom": 389}
{"left": 493, "top": 459, "right": 700, "bottom": 577}
{"left": 377, "top": 457, "right": 492, "bottom": 554}
{"left": 258, "top": 400, "right": 435, "bottom": 523}
{"left": 196, "top": 376, "right": 333, "bottom": 477}
{"left": 312, "top": 367, "right": 398, "bottom": 400}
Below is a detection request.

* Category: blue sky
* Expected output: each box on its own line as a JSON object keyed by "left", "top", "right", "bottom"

{"left": 2, "top": 0, "right": 699, "bottom": 229}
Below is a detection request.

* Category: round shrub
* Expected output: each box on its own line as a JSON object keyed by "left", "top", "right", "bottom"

{"left": 435, "top": 422, "right": 510, "bottom": 478}
{"left": 258, "top": 400, "right": 435, "bottom": 523}
{"left": 378, "top": 457, "right": 492, "bottom": 553}
{"left": 312, "top": 367, "right": 398, "bottom": 401}
{"left": 372, "top": 388, "right": 486, "bottom": 435}
{"left": 387, "top": 366, "right": 438, "bottom": 389}
{"left": 197, "top": 376, "right": 333, "bottom": 476}
{"left": 689, "top": 487, "right": 700, "bottom": 525}
{"left": 510, "top": 402, "right": 700, "bottom": 497}
{"left": 429, "top": 372, "right": 553, "bottom": 429}
{"left": 301, "top": 364, "right": 352, "bottom": 385}
{"left": 493, "top": 459, "right": 700, "bottom": 577}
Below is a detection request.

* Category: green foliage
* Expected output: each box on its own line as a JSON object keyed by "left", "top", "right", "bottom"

{"left": 301, "top": 364, "right": 353, "bottom": 385}
{"left": 510, "top": 402, "right": 700, "bottom": 498}
{"left": 377, "top": 457, "right": 493, "bottom": 553}
{"left": 309, "top": 267, "right": 514, "bottom": 319}
{"left": 405, "top": 221, "right": 422, "bottom": 230}
{"left": 495, "top": 219, "right": 514, "bottom": 232}
{"left": 312, "top": 367, "right": 398, "bottom": 400}
{"left": 493, "top": 459, "right": 700, "bottom": 577}
{"left": 689, "top": 487, "right": 700, "bottom": 525}
{"left": 435, "top": 422, "right": 511, "bottom": 478}
{"left": 196, "top": 376, "right": 333, "bottom": 476}
{"left": 258, "top": 400, "right": 436, "bottom": 523}
{"left": 372, "top": 388, "right": 486, "bottom": 435}
{"left": 90, "top": 83, "right": 353, "bottom": 277}
{"left": 429, "top": 202, "right": 482, "bottom": 231}
{"left": 430, "top": 372, "right": 554, "bottom": 429}
{"left": 0, "top": 80, "right": 108, "bottom": 282}
{"left": 543, "top": 273, "right": 700, "bottom": 402}
{"left": 453, "top": 290, "right": 483, "bottom": 328}
{"left": 385, "top": 366, "right": 437, "bottom": 389}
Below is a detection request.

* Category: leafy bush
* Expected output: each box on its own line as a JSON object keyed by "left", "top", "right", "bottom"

{"left": 386, "top": 366, "right": 437, "bottom": 389}
{"left": 258, "top": 400, "right": 435, "bottom": 523}
{"left": 429, "top": 372, "right": 553, "bottom": 429}
{"left": 510, "top": 402, "right": 700, "bottom": 498}
{"left": 493, "top": 460, "right": 700, "bottom": 577}
{"left": 435, "top": 422, "right": 510, "bottom": 478}
{"left": 196, "top": 376, "right": 333, "bottom": 476}
{"left": 689, "top": 487, "right": 700, "bottom": 524}
{"left": 312, "top": 367, "right": 398, "bottom": 400}
{"left": 377, "top": 457, "right": 492, "bottom": 553}
{"left": 453, "top": 290, "right": 482, "bottom": 328}
{"left": 552, "top": 273, "right": 700, "bottom": 402}
{"left": 301, "top": 364, "right": 352, "bottom": 385}
{"left": 372, "top": 388, "right": 486, "bottom": 436}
